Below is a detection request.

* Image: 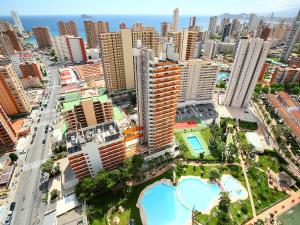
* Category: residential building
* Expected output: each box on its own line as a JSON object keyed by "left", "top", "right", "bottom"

{"left": 0, "top": 29, "right": 22, "bottom": 53}
{"left": 224, "top": 38, "right": 270, "bottom": 108}
{"left": 289, "top": 56, "right": 300, "bottom": 67}
{"left": 98, "top": 29, "right": 134, "bottom": 93}
{"left": 73, "top": 63, "right": 103, "bottom": 82}
{"left": 57, "top": 20, "right": 78, "bottom": 37}
{"left": 270, "top": 66, "right": 300, "bottom": 84}
{"left": 132, "top": 27, "right": 159, "bottom": 56}
{"left": 222, "top": 23, "right": 232, "bottom": 42}
{"left": 9, "top": 52, "right": 36, "bottom": 78}
{"left": 0, "top": 61, "right": 30, "bottom": 115}
{"left": 189, "top": 16, "right": 196, "bottom": 30}
{"left": 160, "top": 22, "right": 168, "bottom": 37}
{"left": 168, "top": 29, "right": 197, "bottom": 60}
{"left": 220, "top": 17, "right": 230, "bottom": 35}
{"left": 32, "top": 26, "right": 52, "bottom": 48}
{"left": 281, "top": 10, "right": 300, "bottom": 61}
{"left": 66, "top": 120, "right": 125, "bottom": 179}
{"left": 134, "top": 46, "right": 179, "bottom": 154}
{"left": 0, "top": 32, "right": 15, "bottom": 56}
{"left": 231, "top": 19, "right": 240, "bottom": 35}
{"left": 83, "top": 21, "right": 109, "bottom": 48}
{"left": 248, "top": 13, "right": 259, "bottom": 32}
{"left": 119, "top": 23, "right": 126, "bottom": 29}
{"left": 203, "top": 40, "right": 218, "bottom": 59}
{"left": 51, "top": 35, "right": 87, "bottom": 63}
{"left": 19, "top": 62, "right": 43, "bottom": 80}
{"left": 208, "top": 16, "right": 218, "bottom": 36}
{"left": 0, "top": 104, "right": 17, "bottom": 147}
{"left": 179, "top": 59, "right": 218, "bottom": 103}
{"left": 260, "top": 26, "right": 271, "bottom": 41}
{"left": 172, "top": 8, "right": 179, "bottom": 31}
{"left": 10, "top": 11, "right": 24, "bottom": 33}
{"left": 62, "top": 90, "right": 113, "bottom": 131}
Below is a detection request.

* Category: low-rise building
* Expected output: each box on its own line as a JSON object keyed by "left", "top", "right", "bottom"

{"left": 270, "top": 66, "right": 300, "bottom": 84}
{"left": 66, "top": 121, "right": 126, "bottom": 179}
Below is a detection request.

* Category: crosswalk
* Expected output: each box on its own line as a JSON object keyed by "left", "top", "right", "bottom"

{"left": 22, "top": 159, "right": 47, "bottom": 172}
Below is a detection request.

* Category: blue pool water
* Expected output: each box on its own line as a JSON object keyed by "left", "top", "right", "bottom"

{"left": 177, "top": 177, "right": 221, "bottom": 212}
{"left": 217, "top": 71, "right": 230, "bottom": 81}
{"left": 138, "top": 175, "right": 248, "bottom": 225}
{"left": 140, "top": 183, "right": 191, "bottom": 225}
{"left": 187, "top": 136, "right": 204, "bottom": 153}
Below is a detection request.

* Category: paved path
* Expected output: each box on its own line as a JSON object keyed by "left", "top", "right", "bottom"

{"left": 246, "top": 190, "right": 300, "bottom": 224}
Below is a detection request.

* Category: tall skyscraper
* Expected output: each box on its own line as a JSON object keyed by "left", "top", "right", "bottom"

{"left": 248, "top": 13, "right": 259, "bottom": 32}
{"left": 10, "top": 11, "right": 24, "bottom": 33}
{"left": 98, "top": 29, "right": 134, "bottom": 93}
{"left": 0, "top": 104, "right": 17, "bottom": 147}
{"left": 231, "top": 19, "right": 240, "bottom": 35}
{"left": 160, "top": 22, "right": 168, "bottom": 37}
{"left": 224, "top": 38, "right": 270, "bottom": 108}
{"left": 203, "top": 40, "right": 218, "bottom": 59}
{"left": 168, "top": 29, "right": 197, "bottom": 60}
{"left": 222, "top": 23, "right": 232, "bottom": 42}
{"left": 260, "top": 26, "right": 271, "bottom": 41}
{"left": 208, "top": 16, "right": 218, "bottom": 36}
{"left": 132, "top": 27, "right": 159, "bottom": 56}
{"left": 220, "top": 17, "right": 230, "bottom": 35}
{"left": 179, "top": 59, "right": 218, "bottom": 103}
{"left": 32, "top": 26, "right": 52, "bottom": 48}
{"left": 281, "top": 10, "right": 300, "bottom": 61}
{"left": 172, "top": 8, "right": 179, "bottom": 31}
{"left": 0, "top": 61, "right": 30, "bottom": 115}
{"left": 189, "top": 16, "right": 196, "bottom": 29}
{"left": 84, "top": 21, "right": 109, "bottom": 48}
{"left": 51, "top": 35, "right": 87, "bottom": 62}
{"left": 134, "top": 46, "right": 179, "bottom": 153}
{"left": 57, "top": 20, "right": 78, "bottom": 37}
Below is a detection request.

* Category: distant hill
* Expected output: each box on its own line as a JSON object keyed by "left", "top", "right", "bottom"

{"left": 81, "top": 14, "right": 93, "bottom": 19}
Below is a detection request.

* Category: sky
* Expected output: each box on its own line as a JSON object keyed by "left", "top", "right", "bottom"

{"left": 1, "top": 0, "right": 300, "bottom": 16}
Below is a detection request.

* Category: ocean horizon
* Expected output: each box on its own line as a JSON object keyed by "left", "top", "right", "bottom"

{"left": 0, "top": 14, "right": 210, "bottom": 43}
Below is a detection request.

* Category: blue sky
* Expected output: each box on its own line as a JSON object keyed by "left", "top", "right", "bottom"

{"left": 1, "top": 0, "right": 299, "bottom": 16}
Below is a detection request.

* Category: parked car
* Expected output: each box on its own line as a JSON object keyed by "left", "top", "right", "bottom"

{"left": 5, "top": 214, "right": 12, "bottom": 225}
{"left": 10, "top": 202, "right": 16, "bottom": 211}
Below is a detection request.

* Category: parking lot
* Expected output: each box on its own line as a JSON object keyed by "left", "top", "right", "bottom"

{"left": 176, "top": 103, "right": 218, "bottom": 121}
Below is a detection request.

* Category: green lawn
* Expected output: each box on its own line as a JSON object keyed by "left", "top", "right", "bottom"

{"left": 247, "top": 166, "right": 288, "bottom": 213}
{"left": 90, "top": 170, "right": 173, "bottom": 225}
{"left": 257, "top": 155, "right": 280, "bottom": 173}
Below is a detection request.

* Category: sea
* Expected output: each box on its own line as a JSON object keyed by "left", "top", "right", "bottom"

{"left": 0, "top": 15, "right": 210, "bottom": 44}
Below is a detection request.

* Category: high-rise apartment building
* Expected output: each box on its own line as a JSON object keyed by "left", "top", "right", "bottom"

{"left": 9, "top": 52, "right": 35, "bottom": 78}
{"left": 248, "top": 13, "right": 259, "bottom": 32}
{"left": 270, "top": 66, "right": 300, "bottom": 84}
{"left": 220, "top": 17, "right": 230, "bottom": 35}
{"left": 281, "top": 10, "right": 300, "bottom": 61}
{"left": 224, "top": 38, "right": 270, "bottom": 108}
{"left": 84, "top": 21, "right": 109, "bottom": 48}
{"left": 0, "top": 61, "right": 30, "bottom": 115}
{"left": 51, "top": 35, "right": 87, "bottom": 62}
{"left": 10, "top": 11, "right": 24, "bottom": 33}
{"left": 231, "top": 19, "right": 240, "bottom": 35}
{"left": 260, "top": 26, "right": 271, "bottom": 41}
{"left": 208, "top": 16, "right": 218, "bottom": 36}
{"left": 132, "top": 27, "right": 159, "bottom": 56}
{"left": 203, "top": 40, "right": 218, "bottom": 59}
{"left": 179, "top": 59, "right": 218, "bottom": 103}
{"left": 222, "top": 23, "right": 232, "bottom": 42}
{"left": 32, "top": 26, "right": 52, "bottom": 48}
{"left": 0, "top": 104, "right": 17, "bottom": 147}
{"left": 57, "top": 20, "right": 78, "bottom": 37}
{"left": 19, "top": 62, "right": 43, "bottom": 80}
{"left": 0, "top": 32, "right": 15, "bottom": 56}
{"left": 62, "top": 91, "right": 113, "bottom": 130}
{"left": 160, "top": 22, "right": 168, "bottom": 37}
{"left": 134, "top": 47, "right": 179, "bottom": 153}
{"left": 172, "top": 8, "right": 179, "bottom": 31}
{"left": 119, "top": 23, "right": 126, "bottom": 29}
{"left": 189, "top": 16, "right": 196, "bottom": 30}
{"left": 66, "top": 121, "right": 126, "bottom": 179}
{"left": 99, "top": 29, "right": 134, "bottom": 93}
{"left": 168, "top": 29, "right": 197, "bottom": 60}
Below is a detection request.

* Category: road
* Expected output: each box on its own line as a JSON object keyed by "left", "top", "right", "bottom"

{"left": 11, "top": 61, "right": 60, "bottom": 225}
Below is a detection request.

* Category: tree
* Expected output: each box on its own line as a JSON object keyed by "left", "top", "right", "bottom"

{"left": 216, "top": 210, "right": 232, "bottom": 225}
{"left": 53, "top": 163, "right": 61, "bottom": 175}
{"left": 199, "top": 152, "right": 204, "bottom": 160}
{"left": 217, "top": 142, "right": 226, "bottom": 161}
{"left": 226, "top": 143, "right": 238, "bottom": 162}
{"left": 9, "top": 153, "right": 18, "bottom": 163}
{"left": 219, "top": 192, "right": 231, "bottom": 212}
{"left": 209, "top": 168, "right": 221, "bottom": 181}
{"left": 75, "top": 177, "right": 96, "bottom": 200}
{"left": 292, "top": 86, "right": 300, "bottom": 95}
{"left": 241, "top": 202, "right": 248, "bottom": 214}
{"left": 131, "top": 155, "right": 144, "bottom": 177}
{"left": 50, "top": 49, "right": 56, "bottom": 57}
{"left": 254, "top": 219, "right": 265, "bottom": 225}
{"left": 50, "top": 189, "right": 59, "bottom": 200}
{"left": 41, "top": 159, "right": 54, "bottom": 174}
{"left": 261, "top": 86, "right": 270, "bottom": 94}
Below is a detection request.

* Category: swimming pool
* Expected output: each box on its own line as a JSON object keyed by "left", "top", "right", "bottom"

{"left": 139, "top": 182, "right": 191, "bottom": 225}
{"left": 217, "top": 71, "right": 230, "bottom": 81}
{"left": 278, "top": 203, "right": 300, "bottom": 225}
{"left": 187, "top": 136, "right": 204, "bottom": 153}
{"left": 137, "top": 175, "right": 248, "bottom": 224}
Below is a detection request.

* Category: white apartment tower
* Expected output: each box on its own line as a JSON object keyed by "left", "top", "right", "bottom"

{"left": 248, "top": 13, "right": 259, "bottom": 32}
{"left": 208, "top": 16, "right": 218, "bottom": 36}
{"left": 134, "top": 46, "right": 180, "bottom": 154}
{"left": 281, "top": 10, "right": 300, "bottom": 61}
{"left": 179, "top": 59, "right": 219, "bottom": 103}
{"left": 172, "top": 8, "right": 179, "bottom": 31}
{"left": 203, "top": 40, "right": 218, "bottom": 59}
{"left": 224, "top": 38, "right": 270, "bottom": 108}
{"left": 10, "top": 11, "right": 24, "bottom": 33}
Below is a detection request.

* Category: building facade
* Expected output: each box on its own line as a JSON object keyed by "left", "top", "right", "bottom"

{"left": 0, "top": 61, "right": 30, "bottom": 115}
{"left": 0, "top": 104, "right": 17, "bottom": 147}
{"left": 83, "top": 21, "right": 109, "bottom": 48}
{"left": 10, "top": 11, "right": 24, "bottom": 33}
{"left": 270, "top": 66, "right": 300, "bottom": 84}
{"left": 203, "top": 40, "right": 218, "bottom": 59}
{"left": 179, "top": 59, "right": 218, "bottom": 103}
{"left": 224, "top": 38, "right": 270, "bottom": 108}
{"left": 32, "top": 26, "right": 52, "bottom": 48}
{"left": 208, "top": 16, "right": 218, "bottom": 36}
{"left": 57, "top": 20, "right": 78, "bottom": 37}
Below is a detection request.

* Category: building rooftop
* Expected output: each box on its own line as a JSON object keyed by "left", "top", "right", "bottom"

{"left": 73, "top": 63, "right": 103, "bottom": 79}
{"left": 66, "top": 121, "right": 122, "bottom": 154}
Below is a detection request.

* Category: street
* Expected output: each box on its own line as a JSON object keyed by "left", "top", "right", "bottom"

{"left": 11, "top": 60, "right": 60, "bottom": 225}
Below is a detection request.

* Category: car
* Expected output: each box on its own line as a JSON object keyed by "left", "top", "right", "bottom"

{"left": 5, "top": 214, "right": 12, "bottom": 225}
{"left": 10, "top": 202, "right": 16, "bottom": 211}
{"left": 42, "top": 140, "right": 46, "bottom": 144}
{"left": 37, "top": 119, "right": 40, "bottom": 123}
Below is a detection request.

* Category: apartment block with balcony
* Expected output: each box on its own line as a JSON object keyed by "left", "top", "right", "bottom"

{"left": 66, "top": 121, "right": 126, "bottom": 179}
{"left": 0, "top": 104, "right": 17, "bottom": 148}
{"left": 270, "top": 66, "right": 300, "bottom": 84}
